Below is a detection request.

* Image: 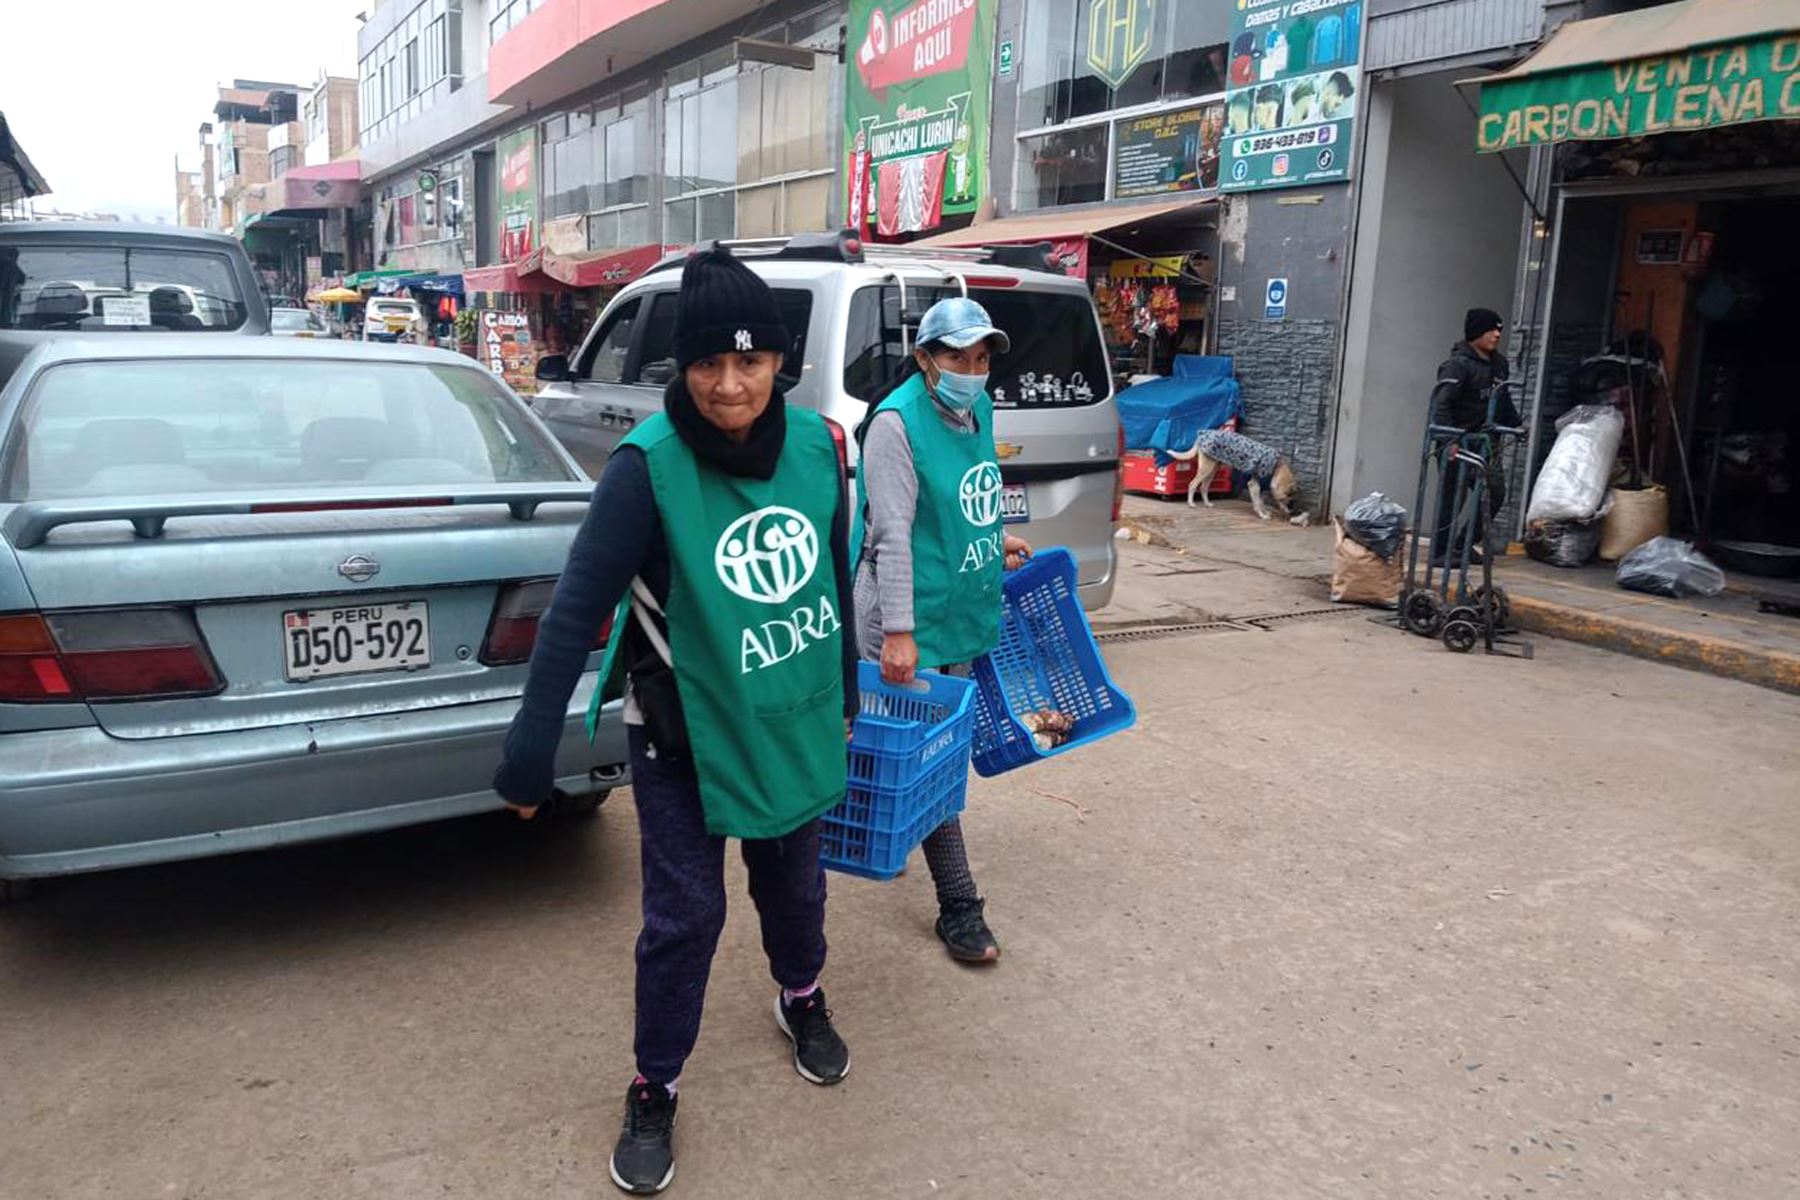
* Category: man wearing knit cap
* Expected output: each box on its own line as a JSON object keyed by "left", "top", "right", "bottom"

{"left": 1427, "top": 307, "right": 1521, "bottom": 565}
{"left": 495, "top": 248, "right": 857, "bottom": 1193}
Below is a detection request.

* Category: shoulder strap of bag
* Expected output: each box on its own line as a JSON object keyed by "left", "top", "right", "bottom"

{"left": 629, "top": 576, "right": 674, "bottom": 669}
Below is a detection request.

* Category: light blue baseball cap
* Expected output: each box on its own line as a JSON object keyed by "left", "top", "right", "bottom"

{"left": 916, "top": 296, "right": 1011, "bottom": 354}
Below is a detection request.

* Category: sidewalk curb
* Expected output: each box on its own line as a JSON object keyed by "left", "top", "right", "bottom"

{"left": 1508, "top": 594, "right": 1800, "bottom": 695}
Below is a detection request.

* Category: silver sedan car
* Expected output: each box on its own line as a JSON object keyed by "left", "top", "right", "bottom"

{"left": 0, "top": 336, "right": 627, "bottom": 886}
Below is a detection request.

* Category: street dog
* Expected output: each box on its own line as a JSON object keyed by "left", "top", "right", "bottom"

{"left": 1168, "top": 428, "right": 1300, "bottom": 520}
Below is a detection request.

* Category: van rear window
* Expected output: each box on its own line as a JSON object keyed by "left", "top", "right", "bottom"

{"left": 843, "top": 285, "right": 1109, "bottom": 409}
{"left": 0, "top": 245, "right": 249, "bottom": 331}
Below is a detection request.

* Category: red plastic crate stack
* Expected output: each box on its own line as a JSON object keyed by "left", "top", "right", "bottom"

{"left": 1121, "top": 418, "right": 1236, "bottom": 499}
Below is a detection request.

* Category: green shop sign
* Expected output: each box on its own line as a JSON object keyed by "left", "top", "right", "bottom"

{"left": 1477, "top": 33, "right": 1800, "bottom": 152}
{"left": 845, "top": 0, "right": 995, "bottom": 238}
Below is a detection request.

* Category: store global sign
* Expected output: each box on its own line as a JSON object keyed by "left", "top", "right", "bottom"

{"left": 1477, "top": 34, "right": 1800, "bottom": 152}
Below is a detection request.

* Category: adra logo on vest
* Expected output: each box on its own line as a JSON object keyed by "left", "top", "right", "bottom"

{"left": 716, "top": 506, "right": 840, "bottom": 674}
{"left": 958, "top": 461, "right": 1003, "bottom": 527}
{"left": 716, "top": 506, "right": 820, "bottom": 604}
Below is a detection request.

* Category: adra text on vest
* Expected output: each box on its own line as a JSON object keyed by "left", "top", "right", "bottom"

{"left": 960, "top": 531, "right": 1004, "bottom": 574}
{"left": 740, "top": 596, "right": 842, "bottom": 675}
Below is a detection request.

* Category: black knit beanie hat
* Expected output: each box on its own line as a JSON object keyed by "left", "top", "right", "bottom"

{"left": 1464, "top": 307, "right": 1504, "bottom": 342}
{"left": 675, "top": 248, "right": 791, "bottom": 370}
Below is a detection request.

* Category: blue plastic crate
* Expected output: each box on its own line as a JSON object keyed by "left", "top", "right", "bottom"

{"left": 971, "top": 547, "right": 1137, "bottom": 776}
{"left": 820, "top": 663, "right": 975, "bottom": 880}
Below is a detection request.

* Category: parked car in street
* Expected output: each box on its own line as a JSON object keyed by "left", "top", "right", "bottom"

{"left": 362, "top": 296, "right": 425, "bottom": 343}
{"left": 531, "top": 232, "right": 1123, "bottom": 608}
{"left": 0, "top": 222, "right": 270, "bottom": 390}
{"left": 0, "top": 336, "right": 626, "bottom": 886}
{"left": 270, "top": 306, "right": 328, "bottom": 338}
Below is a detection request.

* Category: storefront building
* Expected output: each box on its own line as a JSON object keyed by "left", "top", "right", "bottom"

{"left": 1471, "top": 0, "right": 1800, "bottom": 559}
{"left": 900, "top": 1, "right": 1232, "bottom": 391}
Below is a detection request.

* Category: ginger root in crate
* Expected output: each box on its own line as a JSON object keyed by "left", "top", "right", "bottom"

{"left": 1021, "top": 708, "right": 1076, "bottom": 751}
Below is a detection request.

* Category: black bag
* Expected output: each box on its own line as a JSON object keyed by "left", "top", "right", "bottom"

{"left": 623, "top": 583, "right": 692, "bottom": 762}
{"left": 1523, "top": 517, "right": 1601, "bottom": 568}
{"left": 1342, "top": 493, "right": 1407, "bottom": 561}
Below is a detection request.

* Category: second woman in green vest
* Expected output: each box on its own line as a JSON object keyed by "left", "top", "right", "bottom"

{"left": 853, "top": 297, "right": 1031, "bottom": 964}
{"left": 495, "top": 249, "right": 856, "bottom": 1195}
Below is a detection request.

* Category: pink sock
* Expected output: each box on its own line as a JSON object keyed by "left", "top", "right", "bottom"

{"left": 632, "top": 1073, "right": 678, "bottom": 1097}
{"left": 782, "top": 981, "right": 819, "bottom": 1004}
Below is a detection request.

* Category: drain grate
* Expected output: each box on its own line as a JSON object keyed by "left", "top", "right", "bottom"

{"left": 1240, "top": 607, "right": 1366, "bottom": 629}
{"left": 1096, "top": 620, "right": 1248, "bottom": 643}
{"left": 1096, "top": 607, "right": 1365, "bottom": 644}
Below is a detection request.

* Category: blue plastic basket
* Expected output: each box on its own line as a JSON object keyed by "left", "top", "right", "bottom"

{"left": 819, "top": 663, "right": 975, "bottom": 880}
{"left": 971, "top": 547, "right": 1137, "bottom": 776}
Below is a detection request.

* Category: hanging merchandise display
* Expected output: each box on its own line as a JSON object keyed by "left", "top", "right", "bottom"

{"left": 845, "top": 0, "right": 996, "bottom": 238}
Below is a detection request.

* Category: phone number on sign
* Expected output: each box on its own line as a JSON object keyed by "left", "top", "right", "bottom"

{"left": 1237, "top": 125, "right": 1335, "bottom": 156}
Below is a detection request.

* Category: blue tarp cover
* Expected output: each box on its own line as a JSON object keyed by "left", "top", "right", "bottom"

{"left": 1117, "top": 355, "right": 1242, "bottom": 464}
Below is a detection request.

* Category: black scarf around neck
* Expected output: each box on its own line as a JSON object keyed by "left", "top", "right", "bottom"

{"left": 663, "top": 376, "right": 788, "bottom": 480}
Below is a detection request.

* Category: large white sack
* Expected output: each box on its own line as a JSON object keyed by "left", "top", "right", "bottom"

{"left": 1525, "top": 404, "right": 1624, "bottom": 523}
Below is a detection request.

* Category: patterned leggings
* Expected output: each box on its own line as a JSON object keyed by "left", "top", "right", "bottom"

{"left": 922, "top": 660, "right": 979, "bottom": 906}
{"left": 922, "top": 817, "right": 979, "bottom": 906}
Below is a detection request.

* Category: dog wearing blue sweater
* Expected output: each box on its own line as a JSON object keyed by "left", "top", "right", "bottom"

{"left": 1169, "top": 428, "right": 1300, "bottom": 520}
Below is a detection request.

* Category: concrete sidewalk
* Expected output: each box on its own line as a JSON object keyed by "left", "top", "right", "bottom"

{"left": 1117, "top": 494, "right": 1800, "bottom": 694}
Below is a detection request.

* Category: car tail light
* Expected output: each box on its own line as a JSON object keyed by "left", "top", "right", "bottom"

{"left": 1111, "top": 423, "right": 1127, "bottom": 524}
{"left": 1, "top": 609, "right": 222, "bottom": 702}
{"left": 822, "top": 416, "right": 850, "bottom": 478}
{"left": 481, "top": 580, "right": 614, "bottom": 666}
{"left": 0, "top": 614, "right": 73, "bottom": 700}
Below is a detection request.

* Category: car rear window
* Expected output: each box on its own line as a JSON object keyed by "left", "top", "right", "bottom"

{"left": 843, "top": 284, "right": 1110, "bottom": 409}
{"left": 0, "top": 244, "right": 249, "bottom": 331}
{"left": 272, "top": 308, "right": 323, "bottom": 332}
{"left": 2, "top": 359, "right": 576, "bottom": 501}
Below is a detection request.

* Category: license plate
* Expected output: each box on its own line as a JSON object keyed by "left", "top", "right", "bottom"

{"left": 1001, "top": 483, "right": 1030, "bottom": 524}
{"left": 283, "top": 602, "right": 430, "bottom": 681}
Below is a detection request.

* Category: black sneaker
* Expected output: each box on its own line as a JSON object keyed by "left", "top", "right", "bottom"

{"left": 774, "top": 988, "right": 850, "bottom": 1085}
{"left": 936, "top": 897, "right": 1001, "bottom": 963}
{"left": 609, "top": 1079, "right": 677, "bottom": 1195}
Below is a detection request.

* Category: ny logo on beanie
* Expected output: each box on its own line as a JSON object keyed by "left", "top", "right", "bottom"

{"left": 735, "top": 329, "right": 753, "bottom": 351}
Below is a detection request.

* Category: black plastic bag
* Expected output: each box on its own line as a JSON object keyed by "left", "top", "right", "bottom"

{"left": 1616, "top": 537, "right": 1726, "bottom": 598}
{"left": 1343, "top": 493, "right": 1407, "bottom": 561}
{"left": 1523, "top": 518, "right": 1601, "bottom": 568}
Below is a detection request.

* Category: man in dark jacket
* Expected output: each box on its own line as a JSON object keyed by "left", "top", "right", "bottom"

{"left": 1428, "top": 308, "right": 1519, "bottom": 565}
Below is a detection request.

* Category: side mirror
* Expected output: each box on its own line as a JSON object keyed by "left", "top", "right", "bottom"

{"left": 535, "top": 353, "right": 570, "bottom": 382}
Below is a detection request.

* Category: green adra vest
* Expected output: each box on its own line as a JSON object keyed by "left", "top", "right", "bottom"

{"left": 854, "top": 372, "right": 1004, "bottom": 667}
{"left": 586, "top": 407, "right": 848, "bottom": 839}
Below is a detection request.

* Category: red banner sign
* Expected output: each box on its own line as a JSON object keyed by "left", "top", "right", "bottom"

{"left": 854, "top": 0, "right": 980, "bottom": 93}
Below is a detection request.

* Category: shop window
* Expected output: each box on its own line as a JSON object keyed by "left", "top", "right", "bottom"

{"left": 1016, "top": 125, "right": 1109, "bottom": 210}
{"left": 588, "top": 206, "right": 651, "bottom": 252}
{"left": 603, "top": 101, "right": 650, "bottom": 209}
{"left": 1019, "top": 0, "right": 1225, "bottom": 128}
{"left": 578, "top": 297, "right": 641, "bottom": 384}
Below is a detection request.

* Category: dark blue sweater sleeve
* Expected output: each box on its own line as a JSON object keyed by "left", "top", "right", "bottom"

{"left": 493, "top": 448, "right": 655, "bottom": 806}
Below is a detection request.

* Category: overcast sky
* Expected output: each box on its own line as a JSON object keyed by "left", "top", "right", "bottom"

{"left": 6, "top": 0, "right": 370, "bottom": 221}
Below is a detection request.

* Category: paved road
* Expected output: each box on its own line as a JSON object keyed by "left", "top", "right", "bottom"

{"left": 4, "top": 533, "right": 1797, "bottom": 1199}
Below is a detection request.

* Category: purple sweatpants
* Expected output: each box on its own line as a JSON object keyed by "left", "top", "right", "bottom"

{"left": 627, "top": 725, "right": 828, "bottom": 1083}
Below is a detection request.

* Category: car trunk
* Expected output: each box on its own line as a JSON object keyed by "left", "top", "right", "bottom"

{"left": 5, "top": 500, "right": 589, "bottom": 739}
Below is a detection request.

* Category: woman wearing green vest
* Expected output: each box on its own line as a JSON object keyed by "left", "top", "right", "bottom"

{"left": 494, "top": 249, "right": 855, "bottom": 1195}
{"left": 854, "top": 297, "right": 1030, "bottom": 965}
